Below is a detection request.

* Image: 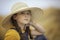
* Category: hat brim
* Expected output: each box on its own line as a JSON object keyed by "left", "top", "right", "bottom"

{"left": 1, "top": 7, "right": 43, "bottom": 29}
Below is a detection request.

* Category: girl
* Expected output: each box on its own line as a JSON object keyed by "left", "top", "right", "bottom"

{"left": 1, "top": 2, "right": 47, "bottom": 40}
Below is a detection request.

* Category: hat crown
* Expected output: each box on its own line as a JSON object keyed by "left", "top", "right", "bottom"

{"left": 11, "top": 2, "right": 28, "bottom": 13}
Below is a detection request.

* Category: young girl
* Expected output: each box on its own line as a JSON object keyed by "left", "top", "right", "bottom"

{"left": 1, "top": 2, "right": 47, "bottom": 40}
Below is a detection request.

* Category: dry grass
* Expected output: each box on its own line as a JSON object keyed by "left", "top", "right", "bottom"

{"left": 42, "top": 8, "right": 60, "bottom": 40}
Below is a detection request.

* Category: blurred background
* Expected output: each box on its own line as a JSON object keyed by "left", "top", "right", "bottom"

{"left": 0, "top": 0, "right": 60, "bottom": 40}
{"left": 0, "top": 0, "right": 60, "bottom": 16}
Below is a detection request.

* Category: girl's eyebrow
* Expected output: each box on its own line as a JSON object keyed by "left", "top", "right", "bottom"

{"left": 28, "top": 10, "right": 31, "bottom": 13}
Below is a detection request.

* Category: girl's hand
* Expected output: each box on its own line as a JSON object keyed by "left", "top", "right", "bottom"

{"left": 25, "top": 21, "right": 36, "bottom": 27}
{"left": 29, "top": 21, "right": 39, "bottom": 27}
{"left": 29, "top": 21, "right": 45, "bottom": 33}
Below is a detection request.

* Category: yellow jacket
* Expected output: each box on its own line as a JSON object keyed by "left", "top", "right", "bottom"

{"left": 4, "top": 29, "right": 20, "bottom": 40}
{"left": 4, "top": 27, "right": 35, "bottom": 40}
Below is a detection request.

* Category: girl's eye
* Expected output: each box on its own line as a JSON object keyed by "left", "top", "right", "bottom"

{"left": 21, "top": 12, "right": 31, "bottom": 15}
{"left": 21, "top": 12, "right": 24, "bottom": 14}
{"left": 27, "top": 13, "right": 31, "bottom": 15}
{"left": 18, "top": 11, "right": 32, "bottom": 15}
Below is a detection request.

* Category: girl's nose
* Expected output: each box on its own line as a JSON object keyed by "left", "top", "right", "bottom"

{"left": 25, "top": 13, "right": 29, "bottom": 17}
{"left": 25, "top": 15, "right": 28, "bottom": 18}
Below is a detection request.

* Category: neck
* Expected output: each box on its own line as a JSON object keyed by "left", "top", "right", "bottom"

{"left": 17, "top": 22, "right": 25, "bottom": 30}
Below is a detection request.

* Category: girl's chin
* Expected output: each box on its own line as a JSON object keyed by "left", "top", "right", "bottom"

{"left": 24, "top": 23, "right": 29, "bottom": 24}
{"left": 23, "top": 22, "right": 29, "bottom": 24}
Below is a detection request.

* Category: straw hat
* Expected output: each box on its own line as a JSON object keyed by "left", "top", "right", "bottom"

{"left": 1, "top": 2, "right": 43, "bottom": 29}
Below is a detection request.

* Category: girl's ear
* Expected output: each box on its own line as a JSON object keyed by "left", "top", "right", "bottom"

{"left": 13, "top": 14, "right": 17, "bottom": 20}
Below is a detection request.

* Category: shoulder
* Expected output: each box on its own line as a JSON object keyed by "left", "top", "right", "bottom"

{"left": 5, "top": 29, "right": 19, "bottom": 36}
{"left": 4, "top": 29, "right": 20, "bottom": 40}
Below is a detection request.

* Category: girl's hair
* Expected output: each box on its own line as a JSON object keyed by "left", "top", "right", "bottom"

{"left": 10, "top": 13, "right": 33, "bottom": 40}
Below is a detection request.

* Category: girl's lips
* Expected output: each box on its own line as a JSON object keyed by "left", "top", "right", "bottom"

{"left": 24, "top": 19, "right": 28, "bottom": 21}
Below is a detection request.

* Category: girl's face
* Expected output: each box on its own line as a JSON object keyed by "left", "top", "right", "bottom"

{"left": 14, "top": 10, "right": 32, "bottom": 24}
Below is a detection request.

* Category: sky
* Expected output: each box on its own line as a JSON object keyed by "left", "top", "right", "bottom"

{"left": 0, "top": 0, "right": 60, "bottom": 16}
